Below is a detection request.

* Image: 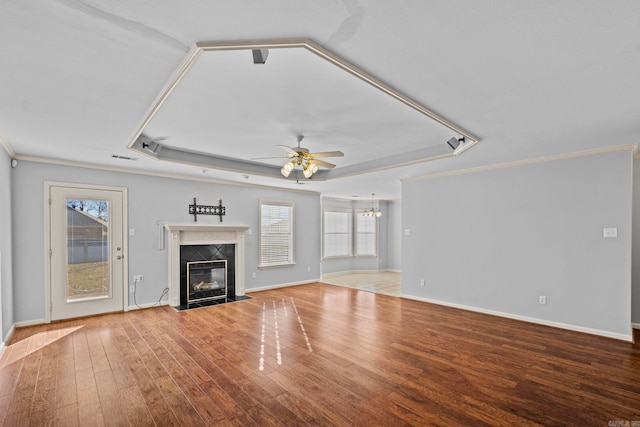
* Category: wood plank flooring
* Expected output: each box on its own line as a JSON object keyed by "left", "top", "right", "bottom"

{"left": 1, "top": 283, "right": 639, "bottom": 426}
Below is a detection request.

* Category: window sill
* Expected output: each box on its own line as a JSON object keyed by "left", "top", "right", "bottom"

{"left": 258, "top": 262, "right": 296, "bottom": 269}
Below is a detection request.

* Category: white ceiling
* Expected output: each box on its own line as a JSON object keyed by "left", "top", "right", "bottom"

{"left": 1, "top": 1, "right": 639, "bottom": 201}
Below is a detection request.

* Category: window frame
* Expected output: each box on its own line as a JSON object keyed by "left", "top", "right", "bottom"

{"left": 354, "top": 209, "right": 378, "bottom": 257}
{"left": 322, "top": 207, "right": 353, "bottom": 259}
{"left": 259, "top": 200, "right": 295, "bottom": 268}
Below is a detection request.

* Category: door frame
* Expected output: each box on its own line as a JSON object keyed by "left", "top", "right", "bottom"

{"left": 44, "top": 181, "right": 129, "bottom": 323}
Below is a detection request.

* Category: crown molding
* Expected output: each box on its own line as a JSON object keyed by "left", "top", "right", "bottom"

{"left": 127, "top": 38, "right": 479, "bottom": 180}
{"left": 0, "top": 136, "right": 15, "bottom": 158}
{"left": 13, "top": 154, "right": 320, "bottom": 196}
{"left": 402, "top": 144, "right": 635, "bottom": 183}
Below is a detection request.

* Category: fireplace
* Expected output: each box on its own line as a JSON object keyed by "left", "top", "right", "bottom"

{"left": 187, "top": 260, "right": 227, "bottom": 302}
{"left": 165, "top": 224, "right": 250, "bottom": 309}
{"left": 180, "top": 244, "right": 235, "bottom": 308}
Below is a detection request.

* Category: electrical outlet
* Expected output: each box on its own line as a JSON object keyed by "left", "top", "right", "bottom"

{"left": 252, "top": 272, "right": 256, "bottom": 279}
{"left": 129, "top": 286, "right": 134, "bottom": 293}
{"left": 420, "top": 279, "right": 426, "bottom": 287}
{"left": 307, "top": 266, "right": 311, "bottom": 272}
{"left": 539, "top": 295, "right": 547, "bottom": 305}
{"left": 133, "top": 275, "right": 144, "bottom": 283}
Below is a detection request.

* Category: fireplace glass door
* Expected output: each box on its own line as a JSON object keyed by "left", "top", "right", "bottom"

{"left": 187, "top": 260, "right": 227, "bottom": 303}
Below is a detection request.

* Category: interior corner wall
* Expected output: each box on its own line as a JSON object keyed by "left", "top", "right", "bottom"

{"left": 11, "top": 160, "right": 321, "bottom": 324}
{"left": 386, "top": 200, "right": 402, "bottom": 271}
{"left": 402, "top": 149, "right": 633, "bottom": 339}
{"left": 632, "top": 157, "right": 640, "bottom": 325}
{"left": 0, "top": 149, "right": 13, "bottom": 343}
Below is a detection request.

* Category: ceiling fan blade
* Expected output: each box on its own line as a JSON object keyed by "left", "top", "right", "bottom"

{"left": 278, "top": 145, "right": 300, "bottom": 156}
{"left": 308, "top": 159, "right": 336, "bottom": 169}
{"left": 309, "top": 151, "right": 344, "bottom": 158}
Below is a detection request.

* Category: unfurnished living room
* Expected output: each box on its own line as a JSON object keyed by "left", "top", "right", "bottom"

{"left": 1, "top": 1, "right": 639, "bottom": 426}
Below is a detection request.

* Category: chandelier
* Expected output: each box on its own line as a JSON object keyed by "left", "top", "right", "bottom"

{"left": 362, "top": 193, "right": 382, "bottom": 217}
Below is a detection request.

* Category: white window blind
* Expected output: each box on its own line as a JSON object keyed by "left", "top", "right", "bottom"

{"left": 260, "top": 201, "right": 294, "bottom": 267}
{"left": 323, "top": 209, "right": 352, "bottom": 258}
{"left": 355, "top": 211, "right": 377, "bottom": 256}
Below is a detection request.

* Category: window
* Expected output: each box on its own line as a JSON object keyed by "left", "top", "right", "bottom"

{"left": 259, "top": 200, "right": 294, "bottom": 267}
{"left": 355, "top": 211, "right": 377, "bottom": 256}
{"left": 323, "top": 208, "right": 352, "bottom": 258}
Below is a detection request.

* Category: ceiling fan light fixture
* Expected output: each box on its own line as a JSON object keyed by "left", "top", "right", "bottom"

{"left": 310, "top": 163, "right": 319, "bottom": 174}
{"left": 280, "top": 166, "right": 291, "bottom": 177}
{"left": 303, "top": 166, "right": 313, "bottom": 178}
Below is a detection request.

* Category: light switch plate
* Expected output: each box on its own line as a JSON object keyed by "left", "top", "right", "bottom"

{"left": 404, "top": 229, "right": 411, "bottom": 236}
{"left": 603, "top": 228, "right": 618, "bottom": 238}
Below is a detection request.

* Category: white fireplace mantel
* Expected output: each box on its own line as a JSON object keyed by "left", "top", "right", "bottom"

{"left": 165, "top": 224, "right": 250, "bottom": 307}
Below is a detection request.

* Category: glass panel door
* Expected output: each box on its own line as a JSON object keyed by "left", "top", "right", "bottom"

{"left": 65, "top": 198, "right": 110, "bottom": 301}
{"left": 49, "top": 185, "right": 125, "bottom": 321}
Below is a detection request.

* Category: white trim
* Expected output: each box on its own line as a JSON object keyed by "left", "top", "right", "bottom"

{"left": 44, "top": 181, "right": 128, "bottom": 323}
{"left": 402, "top": 144, "right": 635, "bottom": 183}
{"left": 259, "top": 200, "right": 295, "bottom": 268}
{"left": 128, "top": 300, "right": 170, "bottom": 310}
{"left": 246, "top": 279, "right": 319, "bottom": 293}
{"left": 0, "top": 324, "right": 15, "bottom": 354}
{"left": 16, "top": 154, "right": 319, "bottom": 196}
{"left": 0, "top": 135, "right": 15, "bottom": 158}
{"left": 128, "top": 38, "right": 478, "bottom": 154}
{"left": 165, "top": 224, "right": 250, "bottom": 306}
{"left": 14, "top": 319, "right": 46, "bottom": 328}
{"left": 401, "top": 294, "right": 634, "bottom": 342}
{"left": 632, "top": 323, "right": 640, "bottom": 330}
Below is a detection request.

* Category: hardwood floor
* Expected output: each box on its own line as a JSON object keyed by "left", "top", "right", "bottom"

{"left": 1, "top": 283, "right": 639, "bottom": 426}
{"left": 321, "top": 271, "right": 401, "bottom": 296}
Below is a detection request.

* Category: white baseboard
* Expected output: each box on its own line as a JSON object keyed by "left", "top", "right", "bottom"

{"left": 127, "top": 300, "right": 170, "bottom": 310}
{"left": 14, "top": 319, "right": 46, "bottom": 328}
{"left": 401, "top": 294, "right": 634, "bottom": 343}
{"left": 0, "top": 324, "right": 15, "bottom": 355}
{"left": 247, "top": 279, "right": 319, "bottom": 293}
{"left": 632, "top": 323, "right": 640, "bottom": 330}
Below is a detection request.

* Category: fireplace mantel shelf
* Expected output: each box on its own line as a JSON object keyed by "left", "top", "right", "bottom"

{"left": 165, "top": 224, "right": 250, "bottom": 232}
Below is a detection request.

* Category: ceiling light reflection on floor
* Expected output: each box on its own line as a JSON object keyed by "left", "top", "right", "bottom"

{"left": 258, "top": 297, "right": 313, "bottom": 371}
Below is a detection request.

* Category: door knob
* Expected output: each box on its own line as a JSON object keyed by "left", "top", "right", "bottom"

{"left": 116, "top": 255, "right": 123, "bottom": 260}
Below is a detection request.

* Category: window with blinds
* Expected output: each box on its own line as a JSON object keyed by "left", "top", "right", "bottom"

{"left": 355, "top": 211, "right": 377, "bottom": 256}
{"left": 323, "top": 208, "right": 352, "bottom": 258}
{"left": 259, "top": 201, "right": 294, "bottom": 267}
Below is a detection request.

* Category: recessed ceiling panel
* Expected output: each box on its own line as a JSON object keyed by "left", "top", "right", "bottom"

{"left": 140, "top": 39, "right": 472, "bottom": 174}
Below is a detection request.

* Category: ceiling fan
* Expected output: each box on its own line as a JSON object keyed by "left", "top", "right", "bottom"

{"left": 255, "top": 135, "right": 344, "bottom": 179}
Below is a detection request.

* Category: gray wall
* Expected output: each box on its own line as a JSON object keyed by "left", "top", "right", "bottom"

{"left": 0, "top": 150, "right": 13, "bottom": 342}
{"left": 12, "top": 160, "right": 321, "bottom": 324}
{"left": 402, "top": 150, "right": 633, "bottom": 338}
{"left": 632, "top": 158, "right": 640, "bottom": 325}
{"left": 386, "top": 200, "right": 402, "bottom": 271}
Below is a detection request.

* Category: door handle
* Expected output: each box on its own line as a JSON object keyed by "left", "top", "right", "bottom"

{"left": 116, "top": 255, "right": 123, "bottom": 260}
